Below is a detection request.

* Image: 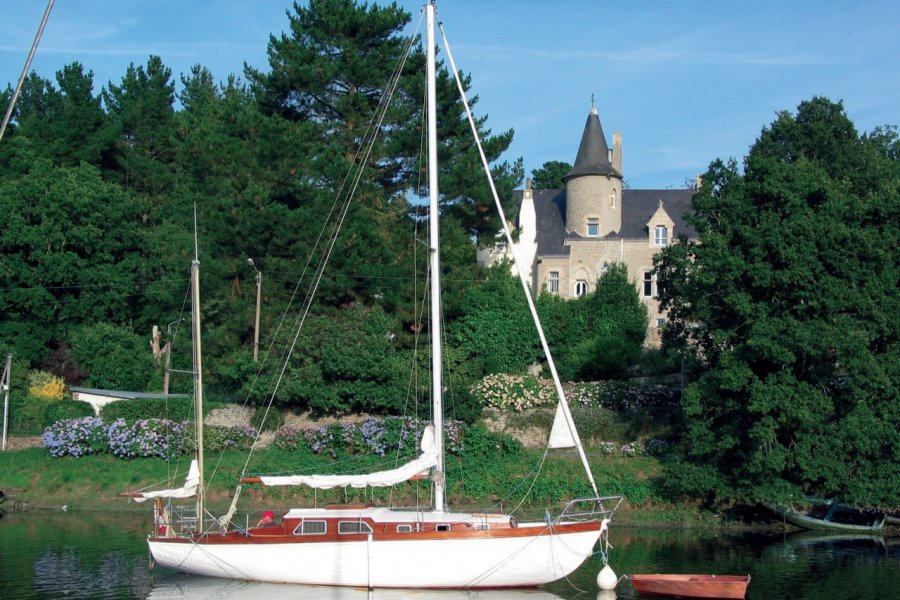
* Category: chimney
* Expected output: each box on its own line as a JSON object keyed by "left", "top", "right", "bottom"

{"left": 612, "top": 132, "right": 622, "bottom": 174}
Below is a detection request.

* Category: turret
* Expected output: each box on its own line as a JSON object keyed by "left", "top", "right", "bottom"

{"left": 563, "top": 105, "right": 623, "bottom": 236}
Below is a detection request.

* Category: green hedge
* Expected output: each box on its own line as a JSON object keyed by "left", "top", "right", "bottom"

{"left": 99, "top": 398, "right": 225, "bottom": 423}
{"left": 44, "top": 400, "right": 95, "bottom": 423}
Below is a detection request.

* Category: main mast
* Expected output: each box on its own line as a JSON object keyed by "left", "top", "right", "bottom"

{"left": 426, "top": 1, "right": 445, "bottom": 513}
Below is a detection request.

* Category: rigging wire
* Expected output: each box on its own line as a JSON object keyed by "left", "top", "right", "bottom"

{"left": 233, "top": 10, "right": 423, "bottom": 482}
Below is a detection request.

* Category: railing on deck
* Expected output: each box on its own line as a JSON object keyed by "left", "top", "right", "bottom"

{"left": 554, "top": 495, "right": 623, "bottom": 524}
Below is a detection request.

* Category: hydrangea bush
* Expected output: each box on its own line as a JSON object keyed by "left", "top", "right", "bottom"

{"left": 107, "top": 418, "right": 187, "bottom": 459}
{"left": 42, "top": 416, "right": 109, "bottom": 457}
{"left": 43, "top": 418, "right": 257, "bottom": 459}
{"left": 273, "top": 416, "right": 464, "bottom": 457}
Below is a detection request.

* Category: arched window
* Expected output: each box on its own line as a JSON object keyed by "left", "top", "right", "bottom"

{"left": 574, "top": 280, "right": 588, "bottom": 297}
{"left": 609, "top": 189, "right": 617, "bottom": 209}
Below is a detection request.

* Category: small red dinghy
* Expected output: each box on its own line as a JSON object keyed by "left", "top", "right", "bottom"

{"left": 629, "top": 574, "right": 751, "bottom": 599}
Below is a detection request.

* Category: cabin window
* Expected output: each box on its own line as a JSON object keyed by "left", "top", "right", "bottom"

{"left": 642, "top": 270, "right": 654, "bottom": 298}
{"left": 474, "top": 523, "right": 489, "bottom": 531}
{"left": 339, "top": 521, "right": 373, "bottom": 534}
{"left": 293, "top": 520, "right": 327, "bottom": 535}
{"left": 654, "top": 225, "right": 668, "bottom": 246}
{"left": 397, "top": 524, "right": 413, "bottom": 533}
{"left": 574, "top": 280, "right": 587, "bottom": 297}
{"left": 548, "top": 271, "right": 559, "bottom": 294}
{"left": 587, "top": 218, "right": 599, "bottom": 237}
{"left": 436, "top": 524, "right": 451, "bottom": 532}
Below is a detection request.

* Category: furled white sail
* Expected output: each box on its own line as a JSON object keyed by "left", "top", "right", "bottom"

{"left": 547, "top": 401, "right": 578, "bottom": 449}
{"left": 132, "top": 460, "right": 200, "bottom": 503}
{"left": 258, "top": 426, "right": 438, "bottom": 489}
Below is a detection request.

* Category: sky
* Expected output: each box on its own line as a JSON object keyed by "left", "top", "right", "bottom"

{"left": 2, "top": 0, "right": 898, "bottom": 190}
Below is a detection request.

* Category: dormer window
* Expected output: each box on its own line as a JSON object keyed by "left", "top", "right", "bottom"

{"left": 609, "top": 189, "right": 617, "bottom": 209}
{"left": 587, "top": 218, "right": 599, "bottom": 237}
{"left": 654, "top": 225, "right": 668, "bottom": 246}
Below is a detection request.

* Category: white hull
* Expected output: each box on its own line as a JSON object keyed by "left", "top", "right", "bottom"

{"left": 149, "top": 525, "right": 601, "bottom": 588}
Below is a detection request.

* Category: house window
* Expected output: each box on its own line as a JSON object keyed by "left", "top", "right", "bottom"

{"left": 598, "top": 262, "right": 609, "bottom": 277}
{"left": 294, "top": 520, "right": 327, "bottom": 535}
{"left": 654, "top": 225, "right": 668, "bottom": 246}
{"left": 656, "top": 318, "right": 666, "bottom": 329}
{"left": 642, "top": 271, "right": 654, "bottom": 298}
{"left": 338, "top": 521, "right": 373, "bottom": 534}
{"left": 609, "top": 189, "right": 617, "bottom": 209}
{"left": 574, "top": 280, "right": 588, "bottom": 297}
{"left": 548, "top": 271, "right": 559, "bottom": 294}
{"left": 587, "top": 218, "right": 599, "bottom": 237}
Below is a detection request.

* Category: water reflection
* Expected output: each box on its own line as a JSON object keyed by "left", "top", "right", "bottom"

{"left": 148, "top": 578, "right": 564, "bottom": 600}
{"left": 1, "top": 512, "right": 898, "bottom": 599}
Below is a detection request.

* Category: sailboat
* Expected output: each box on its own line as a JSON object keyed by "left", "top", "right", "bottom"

{"left": 123, "top": 2, "right": 620, "bottom": 589}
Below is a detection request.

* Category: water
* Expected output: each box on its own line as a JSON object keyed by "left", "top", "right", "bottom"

{"left": 1, "top": 511, "right": 898, "bottom": 599}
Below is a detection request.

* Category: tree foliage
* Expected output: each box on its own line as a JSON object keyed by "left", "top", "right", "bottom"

{"left": 530, "top": 160, "right": 571, "bottom": 189}
{"left": 540, "top": 263, "right": 647, "bottom": 380}
{"left": 655, "top": 97, "right": 900, "bottom": 506}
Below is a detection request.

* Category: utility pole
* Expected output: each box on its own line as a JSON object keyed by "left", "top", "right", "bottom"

{"left": 2, "top": 354, "right": 12, "bottom": 452}
{"left": 247, "top": 259, "right": 262, "bottom": 362}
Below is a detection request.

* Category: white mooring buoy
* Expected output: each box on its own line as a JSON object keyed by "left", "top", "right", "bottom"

{"left": 597, "top": 563, "right": 618, "bottom": 590}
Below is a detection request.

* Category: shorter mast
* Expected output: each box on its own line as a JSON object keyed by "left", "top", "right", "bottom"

{"left": 191, "top": 207, "right": 206, "bottom": 528}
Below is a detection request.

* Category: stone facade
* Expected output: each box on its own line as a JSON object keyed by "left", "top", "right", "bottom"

{"left": 477, "top": 106, "right": 697, "bottom": 346}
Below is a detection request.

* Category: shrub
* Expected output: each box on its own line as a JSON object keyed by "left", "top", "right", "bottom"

{"left": 42, "top": 417, "right": 109, "bottom": 457}
{"left": 182, "top": 424, "right": 257, "bottom": 453}
{"left": 251, "top": 406, "right": 284, "bottom": 432}
{"left": 28, "top": 370, "right": 66, "bottom": 400}
{"left": 101, "top": 398, "right": 197, "bottom": 423}
{"left": 9, "top": 393, "right": 52, "bottom": 434}
{"left": 470, "top": 374, "right": 556, "bottom": 410}
{"left": 69, "top": 322, "right": 158, "bottom": 390}
{"left": 272, "top": 417, "right": 465, "bottom": 458}
{"left": 107, "top": 418, "right": 187, "bottom": 459}
{"left": 44, "top": 400, "right": 95, "bottom": 424}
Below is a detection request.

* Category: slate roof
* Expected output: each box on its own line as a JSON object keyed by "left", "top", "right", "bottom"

{"left": 522, "top": 188, "right": 697, "bottom": 258}
{"left": 563, "top": 108, "right": 622, "bottom": 181}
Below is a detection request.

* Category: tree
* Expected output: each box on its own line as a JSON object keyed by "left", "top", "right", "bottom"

{"left": 7, "top": 64, "right": 115, "bottom": 169}
{"left": 448, "top": 262, "right": 541, "bottom": 376}
{"left": 530, "top": 160, "right": 571, "bottom": 189}
{"left": 104, "top": 55, "right": 177, "bottom": 196}
{"left": 655, "top": 97, "right": 900, "bottom": 506}
{"left": 539, "top": 263, "right": 647, "bottom": 380}
{"left": 0, "top": 161, "right": 145, "bottom": 366}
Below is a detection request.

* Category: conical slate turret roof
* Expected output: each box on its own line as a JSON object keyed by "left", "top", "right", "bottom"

{"left": 563, "top": 106, "right": 621, "bottom": 181}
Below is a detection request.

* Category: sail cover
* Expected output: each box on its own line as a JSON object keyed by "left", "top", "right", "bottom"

{"left": 132, "top": 459, "right": 200, "bottom": 503}
{"left": 258, "top": 425, "right": 438, "bottom": 489}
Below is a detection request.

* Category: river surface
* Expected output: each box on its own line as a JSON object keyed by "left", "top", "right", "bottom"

{"left": 0, "top": 511, "right": 897, "bottom": 599}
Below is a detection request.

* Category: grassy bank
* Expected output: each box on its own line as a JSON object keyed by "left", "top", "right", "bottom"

{"left": 0, "top": 443, "right": 753, "bottom": 529}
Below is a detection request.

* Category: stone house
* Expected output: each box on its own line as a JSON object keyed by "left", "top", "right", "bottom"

{"left": 478, "top": 105, "right": 698, "bottom": 345}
